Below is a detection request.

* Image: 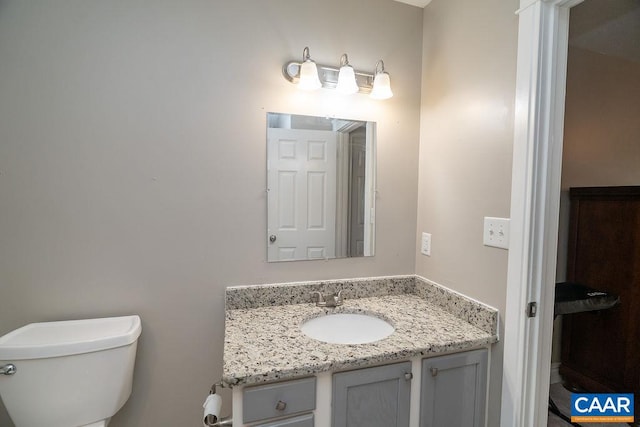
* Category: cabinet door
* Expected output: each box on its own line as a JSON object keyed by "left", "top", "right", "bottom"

{"left": 420, "top": 349, "right": 488, "bottom": 427}
{"left": 332, "top": 361, "right": 412, "bottom": 427}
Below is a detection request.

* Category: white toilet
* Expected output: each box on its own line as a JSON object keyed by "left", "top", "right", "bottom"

{"left": 0, "top": 315, "right": 142, "bottom": 427}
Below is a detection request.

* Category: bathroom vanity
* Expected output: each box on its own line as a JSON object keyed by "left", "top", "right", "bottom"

{"left": 222, "top": 276, "right": 498, "bottom": 427}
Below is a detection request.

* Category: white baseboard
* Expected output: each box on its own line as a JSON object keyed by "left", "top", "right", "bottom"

{"left": 550, "top": 362, "right": 562, "bottom": 384}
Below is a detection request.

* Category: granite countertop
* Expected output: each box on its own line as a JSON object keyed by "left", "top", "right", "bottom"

{"left": 222, "top": 276, "right": 499, "bottom": 387}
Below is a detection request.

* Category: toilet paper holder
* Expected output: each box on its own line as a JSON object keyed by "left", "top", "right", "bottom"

{"left": 204, "top": 381, "right": 232, "bottom": 427}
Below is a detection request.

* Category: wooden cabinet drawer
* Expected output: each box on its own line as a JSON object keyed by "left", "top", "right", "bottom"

{"left": 243, "top": 377, "right": 316, "bottom": 423}
{"left": 254, "top": 413, "right": 314, "bottom": 427}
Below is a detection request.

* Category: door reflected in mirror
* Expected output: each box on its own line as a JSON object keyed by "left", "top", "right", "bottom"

{"left": 267, "top": 113, "right": 376, "bottom": 262}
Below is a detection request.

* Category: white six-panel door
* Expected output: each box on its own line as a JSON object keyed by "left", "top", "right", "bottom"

{"left": 267, "top": 128, "right": 337, "bottom": 261}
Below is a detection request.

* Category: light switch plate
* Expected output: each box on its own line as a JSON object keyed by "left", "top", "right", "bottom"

{"left": 483, "top": 217, "right": 510, "bottom": 249}
{"left": 421, "top": 232, "right": 431, "bottom": 256}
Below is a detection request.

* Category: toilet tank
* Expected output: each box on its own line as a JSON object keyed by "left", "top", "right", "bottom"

{"left": 0, "top": 315, "right": 142, "bottom": 427}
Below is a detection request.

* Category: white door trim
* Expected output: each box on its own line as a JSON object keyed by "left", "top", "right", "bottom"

{"left": 363, "top": 122, "right": 376, "bottom": 257}
{"left": 501, "top": 0, "right": 583, "bottom": 426}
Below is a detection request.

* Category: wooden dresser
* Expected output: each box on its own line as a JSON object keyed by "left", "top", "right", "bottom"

{"left": 560, "top": 186, "right": 640, "bottom": 402}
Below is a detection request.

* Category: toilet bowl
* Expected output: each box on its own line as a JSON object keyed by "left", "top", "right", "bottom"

{"left": 0, "top": 315, "right": 142, "bottom": 427}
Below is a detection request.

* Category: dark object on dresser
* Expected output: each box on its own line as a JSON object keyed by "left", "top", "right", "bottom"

{"left": 560, "top": 186, "right": 640, "bottom": 422}
{"left": 554, "top": 282, "right": 619, "bottom": 316}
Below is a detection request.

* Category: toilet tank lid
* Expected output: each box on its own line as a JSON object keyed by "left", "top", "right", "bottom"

{"left": 0, "top": 315, "right": 141, "bottom": 360}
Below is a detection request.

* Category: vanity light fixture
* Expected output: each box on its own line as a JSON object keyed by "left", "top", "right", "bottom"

{"left": 298, "top": 47, "right": 322, "bottom": 91}
{"left": 336, "top": 54, "right": 359, "bottom": 95}
{"left": 282, "top": 47, "right": 392, "bottom": 99}
{"left": 370, "top": 60, "right": 393, "bottom": 100}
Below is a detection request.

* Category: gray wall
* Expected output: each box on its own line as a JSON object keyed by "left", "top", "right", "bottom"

{"left": 561, "top": 46, "right": 640, "bottom": 190}
{"left": 0, "top": 1, "right": 422, "bottom": 425}
{"left": 416, "top": 0, "right": 519, "bottom": 425}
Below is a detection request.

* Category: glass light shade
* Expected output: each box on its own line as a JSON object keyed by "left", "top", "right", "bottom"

{"left": 336, "top": 65, "right": 359, "bottom": 95}
{"left": 370, "top": 72, "right": 393, "bottom": 100}
{"left": 298, "top": 60, "right": 322, "bottom": 91}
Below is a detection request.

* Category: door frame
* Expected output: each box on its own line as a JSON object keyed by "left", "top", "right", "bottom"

{"left": 500, "top": 0, "right": 583, "bottom": 425}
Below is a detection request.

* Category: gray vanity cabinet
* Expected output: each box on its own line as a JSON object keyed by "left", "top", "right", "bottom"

{"left": 332, "top": 361, "right": 412, "bottom": 427}
{"left": 419, "top": 349, "right": 488, "bottom": 427}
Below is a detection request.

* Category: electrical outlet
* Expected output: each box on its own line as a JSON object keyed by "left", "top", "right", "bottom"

{"left": 421, "top": 232, "right": 431, "bottom": 256}
{"left": 483, "top": 217, "right": 510, "bottom": 249}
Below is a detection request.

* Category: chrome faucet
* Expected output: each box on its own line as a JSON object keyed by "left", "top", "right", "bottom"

{"left": 311, "top": 290, "right": 344, "bottom": 307}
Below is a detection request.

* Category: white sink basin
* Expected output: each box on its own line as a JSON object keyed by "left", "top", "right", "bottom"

{"left": 300, "top": 313, "right": 394, "bottom": 344}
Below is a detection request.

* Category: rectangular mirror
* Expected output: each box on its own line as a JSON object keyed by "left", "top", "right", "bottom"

{"left": 267, "top": 112, "right": 376, "bottom": 262}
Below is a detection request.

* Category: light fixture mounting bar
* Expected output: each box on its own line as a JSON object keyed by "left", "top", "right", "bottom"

{"left": 283, "top": 61, "right": 375, "bottom": 94}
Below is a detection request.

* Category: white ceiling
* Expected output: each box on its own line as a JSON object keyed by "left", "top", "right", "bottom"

{"left": 569, "top": 0, "right": 640, "bottom": 64}
{"left": 393, "top": 0, "right": 432, "bottom": 8}
{"left": 394, "top": 0, "right": 640, "bottom": 64}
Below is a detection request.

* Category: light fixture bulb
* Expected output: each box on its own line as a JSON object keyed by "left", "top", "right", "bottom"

{"left": 370, "top": 60, "right": 393, "bottom": 100}
{"left": 298, "top": 47, "right": 322, "bottom": 91}
{"left": 336, "top": 54, "right": 359, "bottom": 95}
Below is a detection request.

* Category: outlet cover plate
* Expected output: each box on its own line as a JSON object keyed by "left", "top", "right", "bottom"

{"left": 483, "top": 217, "right": 510, "bottom": 249}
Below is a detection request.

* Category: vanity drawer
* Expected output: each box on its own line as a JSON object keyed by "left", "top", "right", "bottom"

{"left": 254, "top": 413, "right": 314, "bottom": 427}
{"left": 243, "top": 377, "right": 316, "bottom": 423}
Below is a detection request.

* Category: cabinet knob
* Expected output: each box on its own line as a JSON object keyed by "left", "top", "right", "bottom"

{"left": 275, "top": 400, "right": 287, "bottom": 411}
{"left": 404, "top": 372, "right": 413, "bottom": 381}
{"left": 430, "top": 367, "right": 438, "bottom": 377}
{"left": 269, "top": 235, "right": 277, "bottom": 243}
